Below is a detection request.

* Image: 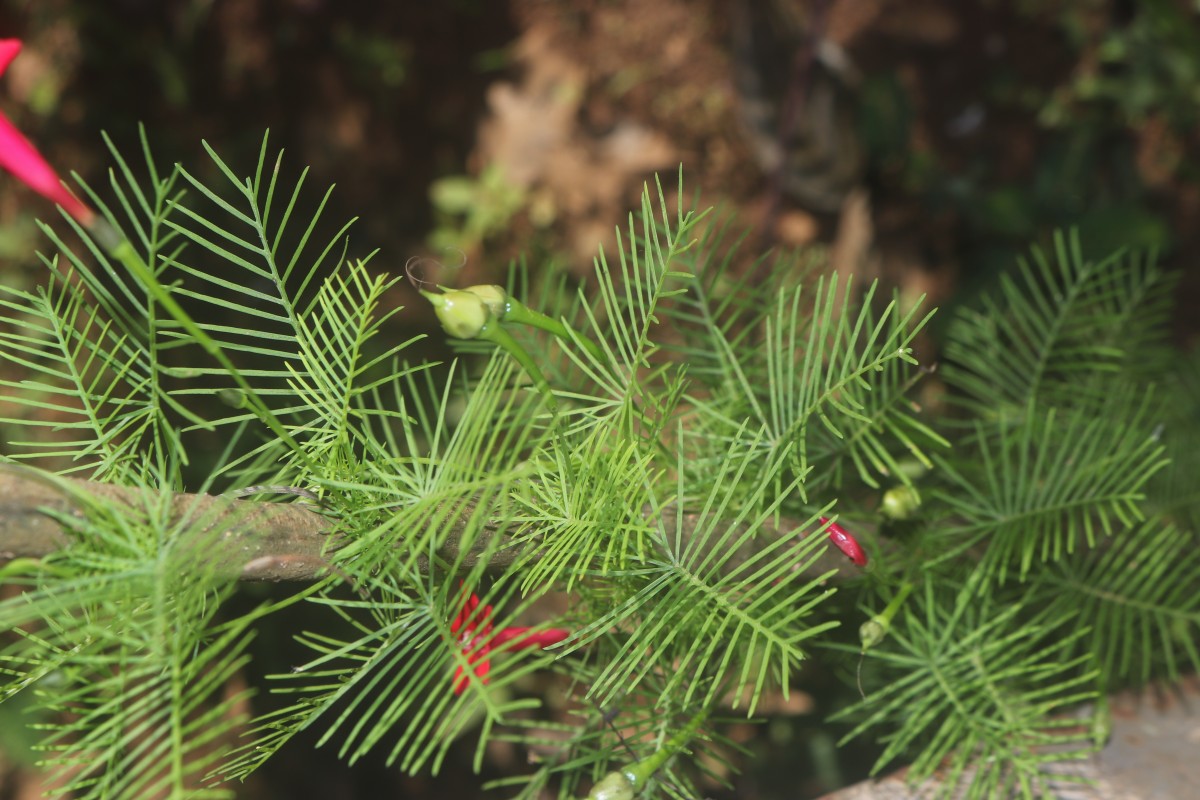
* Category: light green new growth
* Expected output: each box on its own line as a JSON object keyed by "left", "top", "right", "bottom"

{"left": 0, "top": 132, "right": 1196, "bottom": 800}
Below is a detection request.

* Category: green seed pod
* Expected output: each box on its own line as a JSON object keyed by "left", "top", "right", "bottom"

{"left": 462, "top": 284, "right": 510, "bottom": 320}
{"left": 421, "top": 289, "right": 492, "bottom": 339}
{"left": 586, "top": 771, "right": 636, "bottom": 800}
{"left": 880, "top": 485, "right": 922, "bottom": 521}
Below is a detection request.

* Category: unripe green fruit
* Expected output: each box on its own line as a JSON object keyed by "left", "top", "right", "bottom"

{"left": 880, "top": 485, "right": 922, "bottom": 520}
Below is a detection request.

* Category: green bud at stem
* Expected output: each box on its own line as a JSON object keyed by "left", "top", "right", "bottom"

{"left": 581, "top": 706, "right": 708, "bottom": 800}
{"left": 420, "top": 287, "right": 557, "bottom": 412}
{"left": 461, "top": 284, "right": 511, "bottom": 319}
{"left": 860, "top": 581, "right": 915, "bottom": 653}
{"left": 421, "top": 289, "right": 492, "bottom": 339}
{"left": 586, "top": 771, "right": 635, "bottom": 800}
{"left": 859, "top": 617, "right": 888, "bottom": 651}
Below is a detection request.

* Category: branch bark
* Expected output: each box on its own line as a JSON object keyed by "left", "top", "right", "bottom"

{"left": 0, "top": 470, "right": 337, "bottom": 581}
{"left": 0, "top": 469, "right": 855, "bottom": 583}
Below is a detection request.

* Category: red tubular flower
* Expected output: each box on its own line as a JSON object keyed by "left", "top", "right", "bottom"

{"left": 450, "top": 589, "right": 571, "bottom": 695}
{"left": 490, "top": 626, "right": 571, "bottom": 648}
{"left": 0, "top": 39, "right": 93, "bottom": 224}
{"left": 821, "top": 515, "right": 868, "bottom": 567}
{"left": 450, "top": 590, "right": 495, "bottom": 694}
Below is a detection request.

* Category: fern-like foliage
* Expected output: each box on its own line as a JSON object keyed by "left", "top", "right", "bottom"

{"left": 835, "top": 229, "right": 1197, "bottom": 797}
{"left": 674, "top": 262, "right": 943, "bottom": 511}
{"left": 941, "top": 230, "right": 1175, "bottom": 420}
{"left": 0, "top": 131, "right": 1196, "bottom": 800}
{"left": 1034, "top": 517, "right": 1200, "bottom": 686}
{"left": 223, "top": 569, "right": 546, "bottom": 778}
{"left": 1, "top": 128, "right": 188, "bottom": 479}
{"left": 567, "top": 428, "right": 838, "bottom": 715}
{"left": 1146, "top": 345, "right": 1200, "bottom": 532}
{"left": 0, "top": 471, "right": 274, "bottom": 800}
{"left": 932, "top": 386, "right": 1167, "bottom": 580}
{"left": 835, "top": 577, "right": 1098, "bottom": 799}
{"left": 488, "top": 662, "right": 736, "bottom": 800}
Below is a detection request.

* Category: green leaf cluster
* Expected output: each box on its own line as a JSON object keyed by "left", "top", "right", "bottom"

{"left": 832, "top": 231, "right": 1198, "bottom": 796}
{"left": 0, "top": 133, "right": 1196, "bottom": 799}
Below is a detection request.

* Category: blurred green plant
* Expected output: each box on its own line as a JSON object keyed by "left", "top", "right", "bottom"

{"left": 1046, "top": 0, "right": 1200, "bottom": 131}
{"left": 334, "top": 25, "right": 411, "bottom": 89}
{"left": 428, "top": 162, "right": 526, "bottom": 252}
{"left": 856, "top": 1, "right": 1195, "bottom": 286}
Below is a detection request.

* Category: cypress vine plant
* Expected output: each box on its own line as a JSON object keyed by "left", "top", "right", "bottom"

{"left": 0, "top": 130, "right": 1197, "bottom": 800}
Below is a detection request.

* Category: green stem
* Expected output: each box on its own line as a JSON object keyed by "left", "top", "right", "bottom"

{"left": 860, "top": 580, "right": 915, "bottom": 652}
{"left": 504, "top": 297, "right": 608, "bottom": 366}
{"left": 623, "top": 705, "right": 708, "bottom": 788}
{"left": 479, "top": 321, "right": 557, "bottom": 413}
{"left": 583, "top": 705, "right": 709, "bottom": 800}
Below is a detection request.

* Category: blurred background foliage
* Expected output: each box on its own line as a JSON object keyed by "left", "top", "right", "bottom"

{"left": 3, "top": 0, "right": 1200, "bottom": 338}
{"left": 2, "top": 1, "right": 1199, "bottom": 798}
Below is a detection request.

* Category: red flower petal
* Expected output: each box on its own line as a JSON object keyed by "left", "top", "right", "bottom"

{"left": 452, "top": 648, "right": 491, "bottom": 695}
{"left": 449, "top": 589, "right": 572, "bottom": 694}
{"left": 451, "top": 590, "right": 495, "bottom": 695}
{"left": 0, "top": 40, "right": 20, "bottom": 76}
{"left": 491, "top": 626, "right": 571, "bottom": 649}
{"left": 0, "top": 39, "right": 93, "bottom": 224}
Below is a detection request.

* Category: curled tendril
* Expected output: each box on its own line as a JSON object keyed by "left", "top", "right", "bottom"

{"left": 404, "top": 247, "right": 469, "bottom": 291}
{"left": 404, "top": 256, "right": 436, "bottom": 291}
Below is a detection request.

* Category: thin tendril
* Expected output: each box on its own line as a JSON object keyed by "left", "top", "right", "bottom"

{"left": 405, "top": 247, "right": 468, "bottom": 290}
{"left": 404, "top": 256, "right": 436, "bottom": 290}
{"left": 593, "top": 699, "right": 639, "bottom": 760}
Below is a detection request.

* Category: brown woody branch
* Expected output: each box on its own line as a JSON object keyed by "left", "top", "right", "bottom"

{"left": 0, "top": 469, "right": 853, "bottom": 583}
{"left": 0, "top": 470, "right": 339, "bottom": 581}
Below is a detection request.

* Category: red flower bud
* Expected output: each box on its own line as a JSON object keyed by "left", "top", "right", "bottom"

{"left": 821, "top": 516, "right": 867, "bottom": 567}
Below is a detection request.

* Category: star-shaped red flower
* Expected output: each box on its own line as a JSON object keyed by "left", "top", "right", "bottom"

{"left": 450, "top": 589, "right": 495, "bottom": 694}
{"left": 450, "top": 588, "right": 570, "bottom": 695}
{"left": 1, "top": 39, "right": 93, "bottom": 224}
